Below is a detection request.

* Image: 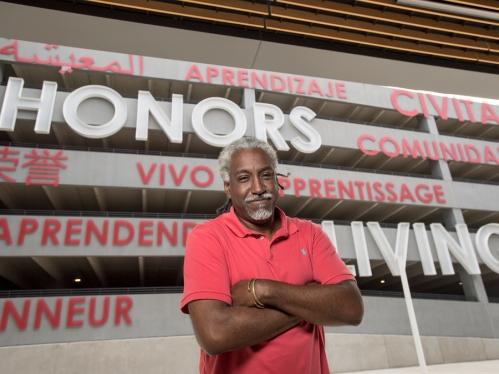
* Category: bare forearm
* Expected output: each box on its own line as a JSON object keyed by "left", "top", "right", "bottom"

{"left": 188, "top": 301, "right": 300, "bottom": 356}
{"left": 256, "top": 280, "right": 363, "bottom": 327}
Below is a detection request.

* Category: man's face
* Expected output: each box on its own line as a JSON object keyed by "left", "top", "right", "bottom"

{"left": 224, "top": 148, "right": 279, "bottom": 226}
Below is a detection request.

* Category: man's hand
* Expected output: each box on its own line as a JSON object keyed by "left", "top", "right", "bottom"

{"left": 256, "top": 279, "right": 363, "bottom": 327}
{"left": 230, "top": 280, "right": 255, "bottom": 308}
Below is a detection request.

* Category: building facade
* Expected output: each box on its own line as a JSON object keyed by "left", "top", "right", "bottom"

{"left": 0, "top": 1, "right": 499, "bottom": 373}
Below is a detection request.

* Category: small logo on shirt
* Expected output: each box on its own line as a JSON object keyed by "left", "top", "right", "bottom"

{"left": 301, "top": 249, "right": 307, "bottom": 255}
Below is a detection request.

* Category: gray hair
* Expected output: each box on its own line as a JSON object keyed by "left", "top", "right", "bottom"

{"left": 218, "top": 137, "right": 279, "bottom": 183}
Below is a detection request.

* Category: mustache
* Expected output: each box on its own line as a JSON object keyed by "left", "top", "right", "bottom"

{"left": 245, "top": 193, "right": 274, "bottom": 203}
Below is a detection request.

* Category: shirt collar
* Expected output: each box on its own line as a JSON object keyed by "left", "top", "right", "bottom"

{"left": 222, "top": 206, "right": 298, "bottom": 238}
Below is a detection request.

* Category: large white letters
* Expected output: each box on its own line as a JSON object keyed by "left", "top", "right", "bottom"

{"left": 367, "top": 222, "right": 410, "bottom": 276}
{"left": 351, "top": 221, "right": 372, "bottom": 276}
{"left": 63, "top": 85, "right": 127, "bottom": 138}
{"left": 430, "top": 223, "right": 480, "bottom": 275}
{"left": 191, "top": 97, "right": 247, "bottom": 147}
{"left": 475, "top": 223, "right": 499, "bottom": 274}
{"left": 136, "top": 92, "right": 183, "bottom": 143}
{"left": 253, "top": 103, "right": 288, "bottom": 151}
{"left": 289, "top": 107, "right": 320, "bottom": 153}
{"left": 0, "top": 77, "right": 57, "bottom": 133}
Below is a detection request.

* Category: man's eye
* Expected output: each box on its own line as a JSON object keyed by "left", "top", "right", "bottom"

{"left": 238, "top": 176, "right": 249, "bottom": 182}
{"left": 262, "top": 173, "right": 273, "bottom": 179}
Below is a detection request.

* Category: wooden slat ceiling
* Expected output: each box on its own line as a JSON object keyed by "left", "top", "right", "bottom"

{"left": 84, "top": 0, "right": 499, "bottom": 66}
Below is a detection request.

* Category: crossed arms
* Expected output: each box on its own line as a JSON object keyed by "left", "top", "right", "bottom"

{"left": 188, "top": 279, "right": 363, "bottom": 356}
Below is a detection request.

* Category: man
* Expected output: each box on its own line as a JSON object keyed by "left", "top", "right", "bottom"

{"left": 181, "top": 137, "right": 363, "bottom": 374}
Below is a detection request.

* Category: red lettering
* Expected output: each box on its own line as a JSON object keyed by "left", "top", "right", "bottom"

{"left": 294, "top": 178, "right": 306, "bottom": 198}
{"left": 185, "top": 64, "right": 204, "bottom": 82}
{"left": 278, "top": 176, "right": 290, "bottom": 197}
{"left": 400, "top": 184, "right": 416, "bottom": 202}
{"left": 415, "top": 184, "right": 433, "bottom": 203}
{"left": 440, "top": 142, "right": 459, "bottom": 161}
{"left": 391, "top": 90, "right": 419, "bottom": 117}
{"left": 484, "top": 146, "right": 499, "bottom": 164}
{"left": 402, "top": 139, "right": 425, "bottom": 159}
{"left": 169, "top": 164, "right": 188, "bottom": 186}
{"left": 481, "top": 103, "right": 499, "bottom": 124}
{"left": 309, "top": 179, "right": 323, "bottom": 198}
{"left": 358, "top": 134, "right": 378, "bottom": 156}
{"left": 424, "top": 141, "right": 440, "bottom": 161}
{"left": 85, "top": 220, "right": 108, "bottom": 245}
{"left": 139, "top": 221, "right": 154, "bottom": 246}
{"left": 113, "top": 220, "right": 134, "bottom": 245}
{"left": 465, "top": 144, "right": 481, "bottom": 163}
{"left": 160, "top": 164, "right": 166, "bottom": 185}
{"left": 379, "top": 136, "right": 400, "bottom": 158}
{"left": 89, "top": 297, "right": 110, "bottom": 327}
{"left": 386, "top": 182, "right": 397, "bottom": 202}
{"left": 183, "top": 222, "right": 197, "bottom": 246}
{"left": 0, "top": 218, "right": 12, "bottom": 244}
{"left": 308, "top": 79, "right": 324, "bottom": 96}
{"left": 338, "top": 181, "right": 355, "bottom": 200}
{"left": 457, "top": 144, "right": 467, "bottom": 162}
{"left": 34, "top": 299, "right": 62, "bottom": 329}
{"left": 287, "top": 76, "right": 293, "bottom": 93}
{"left": 336, "top": 82, "right": 347, "bottom": 99}
{"left": 222, "top": 68, "right": 235, "bottom": 85}
{"left": 271, "top": 74, "right": 286, "bottom": 91}
{"left": 42, "top": 219, "right": 61, "bottom": 245}
{"left": 191, "top": 165, "right": 214, "bottom": 187}
{"left": 373, "top": 182, "right": 385, "bottom": 201}
{"left": 418, "top": 93, "right": 430, "bottom": 118}
{"left": 64, "top": 219, "right": 82, "bottom": 245}
{"left": 434, "top": 185, "right": 446, "bottom": 203}
{"left": 294, "top": 77, "right": 306, "bottom": 94}
{"left": 115, "top": 296, "right": 133, "bottom": 325}
{"left": 158, "top": 221, "right": 178, "bottom": 246}
{"left": 366, "top": 182, "right": 373, "bottom": 200}
{"left": 137, "top": 162, "right": 157, "bottom": 185}
{"left": 0, "top": 300, "right": 31, "bottom": 330}
{"left": 460, "top": 100, "right": 476, "bottom": 123}
{"left": 324, "top": 180, "right": 337, "bottom": 199}
{"left": 206, "top": 66, "right": 219, "bottom": 83}
{"left": 452, "top": 98, "right": 464, "bottom": 121}
{"left": 17, "top": 218, "right": 38, "bottom": 244}
{"left": 251, "top": 72, "right": 268, "bottom": 89}
{"left": 325, "top": 81, "right": 334, "bottom": 98}
{"left": 237, "top": 69, "right": 249, "bottom": 88}
{"left": 66, "top": 297, "right": 85, "bottom": 328}
{"left": 354, "top": 181, "right": 365, "bottom": 200}
{"left": 427, "top": 94, "right": 448, "bottom": 120}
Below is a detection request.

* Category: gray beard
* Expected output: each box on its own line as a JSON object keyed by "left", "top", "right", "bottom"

{"left": 246, "top": 204, "right": 273, "bottom": 221}
{"left": 245, "top": 193, "right": 274, "bottom": 221}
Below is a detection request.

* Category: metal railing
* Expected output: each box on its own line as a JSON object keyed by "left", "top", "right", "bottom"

{"left": 453, "top": 177, "right": 499, "bottom": 186}
{"left": 361, "top": 289, "right": 477, "bottom": 302}
{"left": 0, "top": 287, "right": 480, "bottom": 302}
{"left": 0, "top": 209, "right": 218, "bottom": 219}
{"left": 0, "top": 286, "right": 183, "bottom": 299}
{"left": 1, "top": 140, "right": 439, "bottom": 180}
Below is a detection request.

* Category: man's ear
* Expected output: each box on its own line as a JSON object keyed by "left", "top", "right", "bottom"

{"left": 224, "top": 182, "right": 231, "bottom": 199}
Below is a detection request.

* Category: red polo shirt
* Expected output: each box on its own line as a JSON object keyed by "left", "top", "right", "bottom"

{"left": 181, "top": 207, "right": 355, "bottom": 374}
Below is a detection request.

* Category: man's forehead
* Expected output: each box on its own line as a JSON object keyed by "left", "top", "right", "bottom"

{"left": 230, "top": 148, "right": 273, "bottom": 171}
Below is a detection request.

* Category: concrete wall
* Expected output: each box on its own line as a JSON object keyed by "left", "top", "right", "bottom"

{"left": 0, "top": 333, "right": 498, "bottom": 373}
{"left": 2, "top": 295, "right": 498, "bottom": 347}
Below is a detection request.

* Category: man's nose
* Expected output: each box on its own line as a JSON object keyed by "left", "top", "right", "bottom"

{"left": 251, "top": 176, "right": 266, "bottom": 194}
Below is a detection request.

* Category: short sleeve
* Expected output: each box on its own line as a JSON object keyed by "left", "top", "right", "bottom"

{"left": 180, "top": 224, "right": 232, "bottom": 314}
{"left": 310, "top": 224, "right": 356, "bottom": 285}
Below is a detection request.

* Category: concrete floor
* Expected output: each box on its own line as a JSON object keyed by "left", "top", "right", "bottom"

{"left": 341, "top": 359, "right": 499, "bottom": 373}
